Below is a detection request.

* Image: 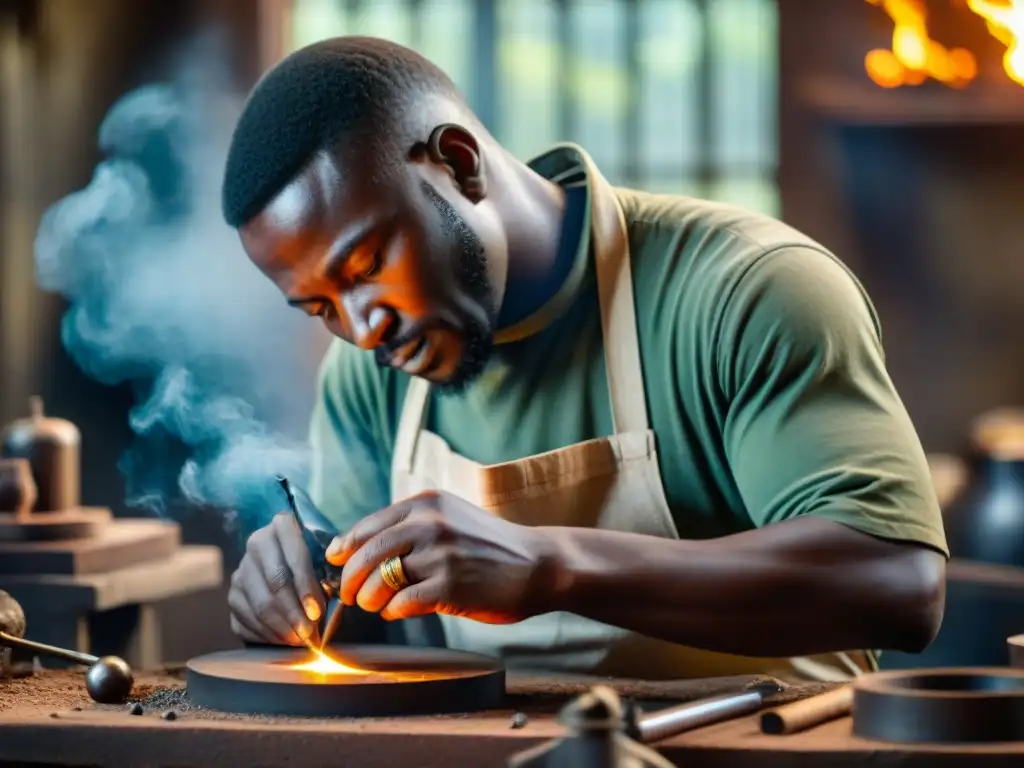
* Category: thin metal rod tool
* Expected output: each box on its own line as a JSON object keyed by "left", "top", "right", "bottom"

{"left": 320, "top": 600, "right": 344, "bottom": 649}
{"left": 0, "top": 630, "right": 98, "bottom": 666}
{"left": 277, "top": 475, "right": 343, "bottom": 650}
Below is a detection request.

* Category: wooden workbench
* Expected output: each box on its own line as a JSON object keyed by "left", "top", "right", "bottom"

{"left": 1, "top": 668, "right": 1022, "bottom": 767}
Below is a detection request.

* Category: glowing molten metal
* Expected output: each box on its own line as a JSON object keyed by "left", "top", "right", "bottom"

{"left": 864, "top": 0, "right": 1024, "bottom": 88}
{"left": 290, "top": 649, "right": 368, "bottom": 676}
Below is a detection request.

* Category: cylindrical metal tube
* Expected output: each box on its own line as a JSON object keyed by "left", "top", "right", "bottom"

{"left": 0, "top": 630, "right": 98, "bottom": 667}
{"left": 321, "top": 600, "right": 344, "bottom": 649}
{"left": 636, "top": 690, "right": 765, "bottom": 743}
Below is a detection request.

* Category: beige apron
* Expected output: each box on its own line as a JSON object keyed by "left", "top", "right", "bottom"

{"left": 390, "top": 157, "right": 875, "bottom": 683}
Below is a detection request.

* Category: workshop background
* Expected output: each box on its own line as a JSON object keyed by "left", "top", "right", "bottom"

{"left": 1, "top": 0, "right": 1022, "bottom": 668}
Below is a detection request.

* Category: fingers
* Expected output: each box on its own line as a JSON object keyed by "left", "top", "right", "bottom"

{"left": 271, "top": 513, "right": 325, "bottom": 623}
{"left": 228, "top": 577, "right": 271, "bottom": 644}
{"left": 353, "top": 546, "right": 434, "bottom": 614}
{"left": 228, "top": 566, "right": 297, "bottom": 645}
{"left": 229, "top": 513, "right": 324, "bottom": 645}
{"left": 326, "top": 499, "right": 419, "bottom": 565}
{"left": 339, "top": 519, "right": 429, "bottom": 605}
{"left": 250, "top": 514, "right": 319, "bottom": 642}
{"left": 380, "top": 576, "right": 447, "bottom": 622}
{"left": 243, "top": 567, "right": 305, "bottom": 646}
{"left": 230, "top": 615, "right": 264, "bottom": 645}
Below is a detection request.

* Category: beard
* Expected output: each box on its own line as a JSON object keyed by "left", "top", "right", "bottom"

{"left": 414, "top": 181, "right": 496, "bottom": 393}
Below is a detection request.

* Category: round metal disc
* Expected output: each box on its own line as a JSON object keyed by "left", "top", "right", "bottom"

{"left": 853, "top": 667, "right": 1024, "bottom": 744}
{"left": 186, "top": 645, "right": 506, "bottom": 717}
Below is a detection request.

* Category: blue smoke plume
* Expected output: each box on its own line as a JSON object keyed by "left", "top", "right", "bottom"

{"left": 33, "top": 41, "right": 329, "bottom": 533}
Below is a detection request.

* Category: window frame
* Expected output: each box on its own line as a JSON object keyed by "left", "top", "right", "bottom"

{"left": 264, "top": 0, "right": 779, "bottom": 214}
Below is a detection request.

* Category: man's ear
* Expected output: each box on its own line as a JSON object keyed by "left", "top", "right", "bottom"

{"left": 425, "top": 124, "right": 487, "bottom": 203}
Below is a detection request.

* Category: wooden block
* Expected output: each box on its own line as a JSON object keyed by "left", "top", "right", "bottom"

{"left": 0, "top": 518, "right": 180, "bottom": 575}
{"left": 0, "top": 507, "right": 111, "bottom": 543}
{"left": 1, "top": 547, "right": 222, "bottom": 671}
{"left": 0, "top": 545, "right": 223, "bottom": 614}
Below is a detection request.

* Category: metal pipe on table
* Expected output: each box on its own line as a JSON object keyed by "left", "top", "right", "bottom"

{"left": 627, "top": 688, "right": 769, "bottom": 744}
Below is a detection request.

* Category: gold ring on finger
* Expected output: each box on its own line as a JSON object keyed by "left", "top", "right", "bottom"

{"left": 380, "top": 555, "right": 410, "bottom": 591}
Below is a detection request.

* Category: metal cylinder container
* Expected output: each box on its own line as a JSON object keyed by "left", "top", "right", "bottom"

{"left": 1, "top": 397, "right": 80, "bottom": 512}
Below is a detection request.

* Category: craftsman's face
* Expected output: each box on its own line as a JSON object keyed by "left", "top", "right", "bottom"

{"left": 239, "top": 143, "right": 508, "bottom": 391}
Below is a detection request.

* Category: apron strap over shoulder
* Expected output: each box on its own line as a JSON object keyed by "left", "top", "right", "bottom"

{"left": 393, "top": 376, "right": 431, "bottom": 474}
{"left": 583, "top": 159, "right": 651, "bottom": 436}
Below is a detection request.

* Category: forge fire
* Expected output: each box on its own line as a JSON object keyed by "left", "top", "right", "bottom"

{"left": 865, "top": 0, "right": 1024, "bottom": 87}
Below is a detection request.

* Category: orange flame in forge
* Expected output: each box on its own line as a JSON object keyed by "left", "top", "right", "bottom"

{"left": 967, "top": 0, "right": 1024, "bottom": 84}
{"left": 865, "top": 0, "right": 1024, "bottom": 88}
{"left": 864, "top": 0, "right": 977, "bottom": 88}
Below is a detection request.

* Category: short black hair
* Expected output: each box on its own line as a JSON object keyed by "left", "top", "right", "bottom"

{"left": 222, "top": 36, "right": 464, "bottom": 228}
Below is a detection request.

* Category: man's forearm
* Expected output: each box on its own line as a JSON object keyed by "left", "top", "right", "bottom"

{"left": 534, "top": 516, "right": 945, "bottom": 658}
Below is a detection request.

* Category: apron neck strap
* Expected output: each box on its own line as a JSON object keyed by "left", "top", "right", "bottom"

{"left": 585, "top": 158, "right": 650, "bottom": 435}
{"left": 393, "top": 156, "right": 651, "bottom": 473}
{"left": 394, "top": 375, "right": 431, "bottom": 474}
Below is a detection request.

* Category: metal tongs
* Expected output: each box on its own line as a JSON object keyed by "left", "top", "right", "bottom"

{"left": 277, "top": 476, "right": 344, "bottom": 650}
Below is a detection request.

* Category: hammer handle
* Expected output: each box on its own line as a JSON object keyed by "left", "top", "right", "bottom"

{"left": 0, "top": 630, "right": 98, "bottom": 667}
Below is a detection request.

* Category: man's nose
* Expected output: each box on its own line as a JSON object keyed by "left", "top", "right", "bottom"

{"left": 346, "top": 299, "right": 394, "bottom": 351}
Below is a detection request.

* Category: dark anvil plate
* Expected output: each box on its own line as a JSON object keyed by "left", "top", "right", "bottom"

{"left": 853, "top": 667, "right": 1024, "bottom": 744}
{"left": 186, "top": 645, "right": 506, "bottom": 717}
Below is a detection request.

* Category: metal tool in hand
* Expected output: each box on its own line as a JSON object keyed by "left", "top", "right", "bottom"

{"left": 0, "top": 630, "right": 133, "bottom": 704}
{"left": 277, "top": 476, "right": 344, "bottom": 650}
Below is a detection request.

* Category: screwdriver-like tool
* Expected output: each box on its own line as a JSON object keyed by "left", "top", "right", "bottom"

{"left": 277, "top": 476, "right": 344, "bottom": 651}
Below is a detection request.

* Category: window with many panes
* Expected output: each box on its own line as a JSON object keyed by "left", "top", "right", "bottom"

{"left": 286, "top": 0, "right": 778, "bottom": 216}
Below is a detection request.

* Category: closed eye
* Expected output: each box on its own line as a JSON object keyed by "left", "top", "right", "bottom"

{"left": 290, "top": 299, "right": 333, "bottom": 320}
{"left": 349, "top": 248, "right": 383, "bottom": 281}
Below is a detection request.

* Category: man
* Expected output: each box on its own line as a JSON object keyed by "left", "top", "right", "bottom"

{"left": 223, "top": 37, "right": 946, "bottom": 681}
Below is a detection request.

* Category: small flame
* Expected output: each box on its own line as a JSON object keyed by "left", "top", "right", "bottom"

{"left": 864, "top": 0, "right": 977, "bottom": 88}
{"left": 290, "top": 649, "right": 367, "bottom": 676}
{"left": 967, "top": 0, "right": 1024, "bottom": 85}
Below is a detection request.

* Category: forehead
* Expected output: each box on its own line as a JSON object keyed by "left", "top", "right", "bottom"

{"left": 239, "top": 151, "right": 403, "bottom": 271}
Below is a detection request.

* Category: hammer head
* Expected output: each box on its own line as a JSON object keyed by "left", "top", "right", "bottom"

{"left": 0, "top": 590, "right": 26, "bottom": 680}
{"left": 0, "top": 590, "right": 25, "bottom": 639}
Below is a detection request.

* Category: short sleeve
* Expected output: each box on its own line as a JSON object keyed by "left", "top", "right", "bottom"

{"left": 719, "top": 246, "right": 948, "bottom": 556}
{"left": 308, "top": 340, "right": 391, "bottom": 532}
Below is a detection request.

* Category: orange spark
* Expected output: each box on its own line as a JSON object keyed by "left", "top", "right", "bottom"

{"left": 290, "top": 648, "right": 367, "bottom": 676}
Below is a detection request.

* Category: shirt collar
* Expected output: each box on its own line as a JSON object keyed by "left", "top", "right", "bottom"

{"left": 493, "top": 144, "right": 596, "bottom": 345}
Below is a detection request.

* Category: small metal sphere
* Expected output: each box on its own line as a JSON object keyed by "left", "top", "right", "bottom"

{"left": 85, "top": 656, "right": 134, "bottom": 704}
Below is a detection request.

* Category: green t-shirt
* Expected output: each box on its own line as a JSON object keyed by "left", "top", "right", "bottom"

{"left": 309, "top": 145, "right": 948, "bottom": 558}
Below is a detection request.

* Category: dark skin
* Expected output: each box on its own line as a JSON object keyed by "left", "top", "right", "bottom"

{"left": 228, "top": 118, "right": 946, "bottom": 658}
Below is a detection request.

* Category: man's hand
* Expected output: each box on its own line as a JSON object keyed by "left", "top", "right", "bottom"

{"left": 325, "top": 491, "right": 557, "bottom": 624}
{"left": 228, "top": 513, "right": 327, "bottom": 646}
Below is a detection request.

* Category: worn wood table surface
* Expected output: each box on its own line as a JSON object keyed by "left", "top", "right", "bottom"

{"left": 1, "top": 668, "right": 1022, "bottom": 767}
